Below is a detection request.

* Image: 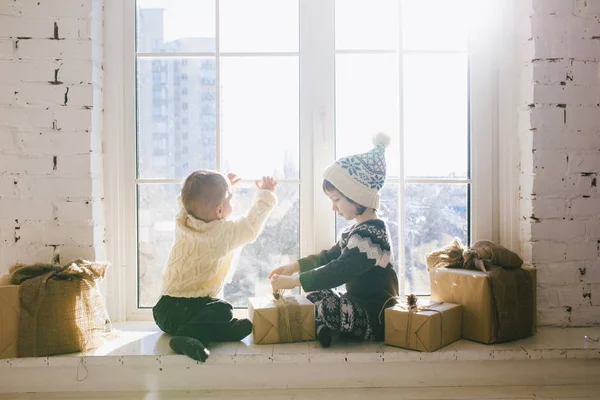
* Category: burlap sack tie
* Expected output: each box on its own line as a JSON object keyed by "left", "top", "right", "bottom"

{"left": 275, "top": 296, "right": 294, "bottom": 343}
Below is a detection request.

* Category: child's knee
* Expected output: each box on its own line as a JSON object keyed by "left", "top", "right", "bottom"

{"left": 208, "top": 300, "right": 234, "bottom": 321}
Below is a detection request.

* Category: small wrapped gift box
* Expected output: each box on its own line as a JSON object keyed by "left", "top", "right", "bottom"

{"left": 430, "top": 264, "right": 536, "bottom": 344}
{"left": 248, "top": 295, "right": 315, "bottom": 345}
{"left": 384, "top": 300, "right": 462, "bottom": 352}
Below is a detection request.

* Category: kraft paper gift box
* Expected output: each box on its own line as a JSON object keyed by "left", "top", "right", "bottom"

{"left": 384, "top": 301, "right": 462, "bottom": 352}
{"left": 0, "top": 274, "right": 20, "bottom": 359}
{"left": 429, "top": 264, "right": 536, "bottom": 344}
{"left": 248, "top": 295, "right": 315, "bottom": 345}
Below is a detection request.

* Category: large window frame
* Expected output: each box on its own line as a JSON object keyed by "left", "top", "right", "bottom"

{"left": 103, "top": 0, "right": 496, "bottom": 322}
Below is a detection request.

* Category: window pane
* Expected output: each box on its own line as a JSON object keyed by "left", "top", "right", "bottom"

{"left": 138, "top": 183, "right": 181, "bottom": 308}
{"left": 335, "top": 54, "right": 401, "bottom": 177}
{"left": 137, "top": 57, "right": 217, "bottom": 179}
{"left": 405, "top": 183, "right": 468, "bottom": 295}
{"left": 224, "top": 184, "right": 300, "bottom": 307}
{"left": 403, "top": 54, "right": 468, "bottom": 178}
{"left": 137, "top": 0, "right": 216, "bottom": 53}
{"left": 220, "top": 0, "right": 298, "bottom": 53}
{"left": 221, "top": 57, "right": 299, "bottom": 179}
{"left": 335, "top": 184, "right": 400, "bottom": 292}
{"left": 335, "top": 0, "right": 399, "bottom": 51}
{"left": 402, "top": 0, "right": 469, "bottom": 51}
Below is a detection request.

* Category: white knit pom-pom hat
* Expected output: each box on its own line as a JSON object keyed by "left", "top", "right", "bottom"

{"left": 323, "top": 132, "right": 391, "bottom": 209}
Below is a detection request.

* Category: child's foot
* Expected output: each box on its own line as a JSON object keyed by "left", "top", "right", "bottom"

{"left": 169, "top": 336, "right": 210, "bottom": 362}
{"left": 227, "top": 318, "right": 253, "bottom": 341}
{"left": 317, "top": 326, "right": 340, "bottom": 348}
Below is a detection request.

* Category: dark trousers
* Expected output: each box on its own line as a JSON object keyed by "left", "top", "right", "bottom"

{"left": 153, "top": 295, "right": 239, "bottom": 345}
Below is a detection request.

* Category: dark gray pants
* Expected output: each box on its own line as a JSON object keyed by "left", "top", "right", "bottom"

{"left": 153, "top": 295, "right": 240, "bottom": 345}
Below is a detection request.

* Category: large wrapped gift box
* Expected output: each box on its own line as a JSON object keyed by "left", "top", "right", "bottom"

{"left": 385, "top": 301, "right": 462, "bottom": 352}
{"left": 0, "top": 275, "right": 20, "bottom": 359}
{"left": 248, "top": 295, "right": 315, "bottom": 345}
{"left": 430, "top": 264, "right": 536, "bottom": 344}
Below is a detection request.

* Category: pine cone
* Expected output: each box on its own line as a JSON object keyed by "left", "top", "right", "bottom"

{"left": 407, "top": 294, "right": 418, "bottom": 312}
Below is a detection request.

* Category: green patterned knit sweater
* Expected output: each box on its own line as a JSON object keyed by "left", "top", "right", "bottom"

{"left": 298, "top": 219, "right": 399, "bottom": 319}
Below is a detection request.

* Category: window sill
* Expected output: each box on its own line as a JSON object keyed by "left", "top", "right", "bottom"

{"left": 2, "top": 323, "right": 599, "bottom": 393}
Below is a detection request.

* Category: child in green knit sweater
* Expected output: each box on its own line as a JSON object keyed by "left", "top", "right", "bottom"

{"left": 270, "top": 134, "right": 399, "bottom": 347}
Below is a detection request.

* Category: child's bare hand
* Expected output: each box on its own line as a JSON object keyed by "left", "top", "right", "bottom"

{"left": 268, "top": 262, "right": 300, "bottom": 279}
{"left": 227, "top": 173, "right": 242, "bottom": 186}
{"left": 271, "top": 274, "right": 300, "bottom": 291}
{"left": 255, "top": 176, "right": 278, "bottom": 192}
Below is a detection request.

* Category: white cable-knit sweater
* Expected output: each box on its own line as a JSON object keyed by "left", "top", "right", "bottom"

{"left": 160, "top": 190, "right": 278, "bottom": 298}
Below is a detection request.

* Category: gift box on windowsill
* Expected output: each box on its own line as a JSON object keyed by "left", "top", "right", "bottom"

{"left": 429, "top": 264, "right": 536, "bottom": 344}
{"left": 1, "top": 260, "right": 111, "bottom": 359}
{"left": 248, "top": 295, "right": 315, "bottom": 345}
{"left": 384, "top": 300, "right": 462, "bottom": 352}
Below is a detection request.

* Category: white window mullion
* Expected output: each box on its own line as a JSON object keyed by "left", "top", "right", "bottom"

{"left": 299, "top": 0, "right": 336, "bottom": 256}
{"left": 469, "top": 25, "right": 495, "bottom": 243}
{"left": 397, "top": 0, "right": 407, "bottom": 296}
{"left": 124, "top": 0, "right": 141, "bottom": 321}
{"left": 103, "top": 0, "right": 131, "bottom": 322}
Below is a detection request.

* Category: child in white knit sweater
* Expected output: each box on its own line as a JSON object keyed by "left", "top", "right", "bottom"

{"left": 153, "top": 170, "right": 278, "bottom": 362}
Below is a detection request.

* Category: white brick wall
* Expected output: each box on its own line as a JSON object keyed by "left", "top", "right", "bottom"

{"left": 0, "top": 0, "right": 105, "bottom": 274}
{"left": 519, "top": 0, "right": 600, "bottom": 326}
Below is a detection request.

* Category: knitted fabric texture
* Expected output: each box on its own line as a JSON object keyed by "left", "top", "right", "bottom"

{"left": 161, "top": 189, "right": 277, "bottom": 298}
{"left": 323, "top": 133, "right": 390, "bottom": 209}
{"left": 298, "top": 219, "right": 397, "bottom": 298}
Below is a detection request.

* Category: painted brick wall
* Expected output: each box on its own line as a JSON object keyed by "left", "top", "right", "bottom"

{"left": 0, "top": 0, "right": 105, "bottom": 274}
{"left": 518, "top": 0, "right": 600, "bottom": 325}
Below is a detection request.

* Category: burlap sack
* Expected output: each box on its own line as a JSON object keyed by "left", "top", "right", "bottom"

{"left": 463, "top": 241, "right": 523, "bottom": 272}
{"left": 487, "top": 265, "right": 533, "bottom": 342}
{"left": 425, "top": 238, "right": 465, "bottom": 270}
{"left": 426, "top": 239, "right": 523, "bottom": 272}
{"left": 10, "top": 259, "right": 110, "bottom": 357}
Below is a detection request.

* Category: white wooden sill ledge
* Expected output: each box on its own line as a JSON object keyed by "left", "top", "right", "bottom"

{"left": 1, "top": 323, "right": 599, "bottom": 393}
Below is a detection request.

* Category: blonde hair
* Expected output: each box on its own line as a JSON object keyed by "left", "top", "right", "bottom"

{"left": 181, "top": 170, "right": 230, "bottom": 220}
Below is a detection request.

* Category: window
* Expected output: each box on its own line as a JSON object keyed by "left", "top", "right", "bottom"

{"left": 151, "top": 105, "right": 163, "bottom": 118}
{"left": 116, "top": 0, "right": 493, "bottom": 319}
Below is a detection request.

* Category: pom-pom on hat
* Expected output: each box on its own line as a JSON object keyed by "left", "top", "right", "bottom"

{"left": 323, "top": 132, "right": 390, "bottom": 209}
